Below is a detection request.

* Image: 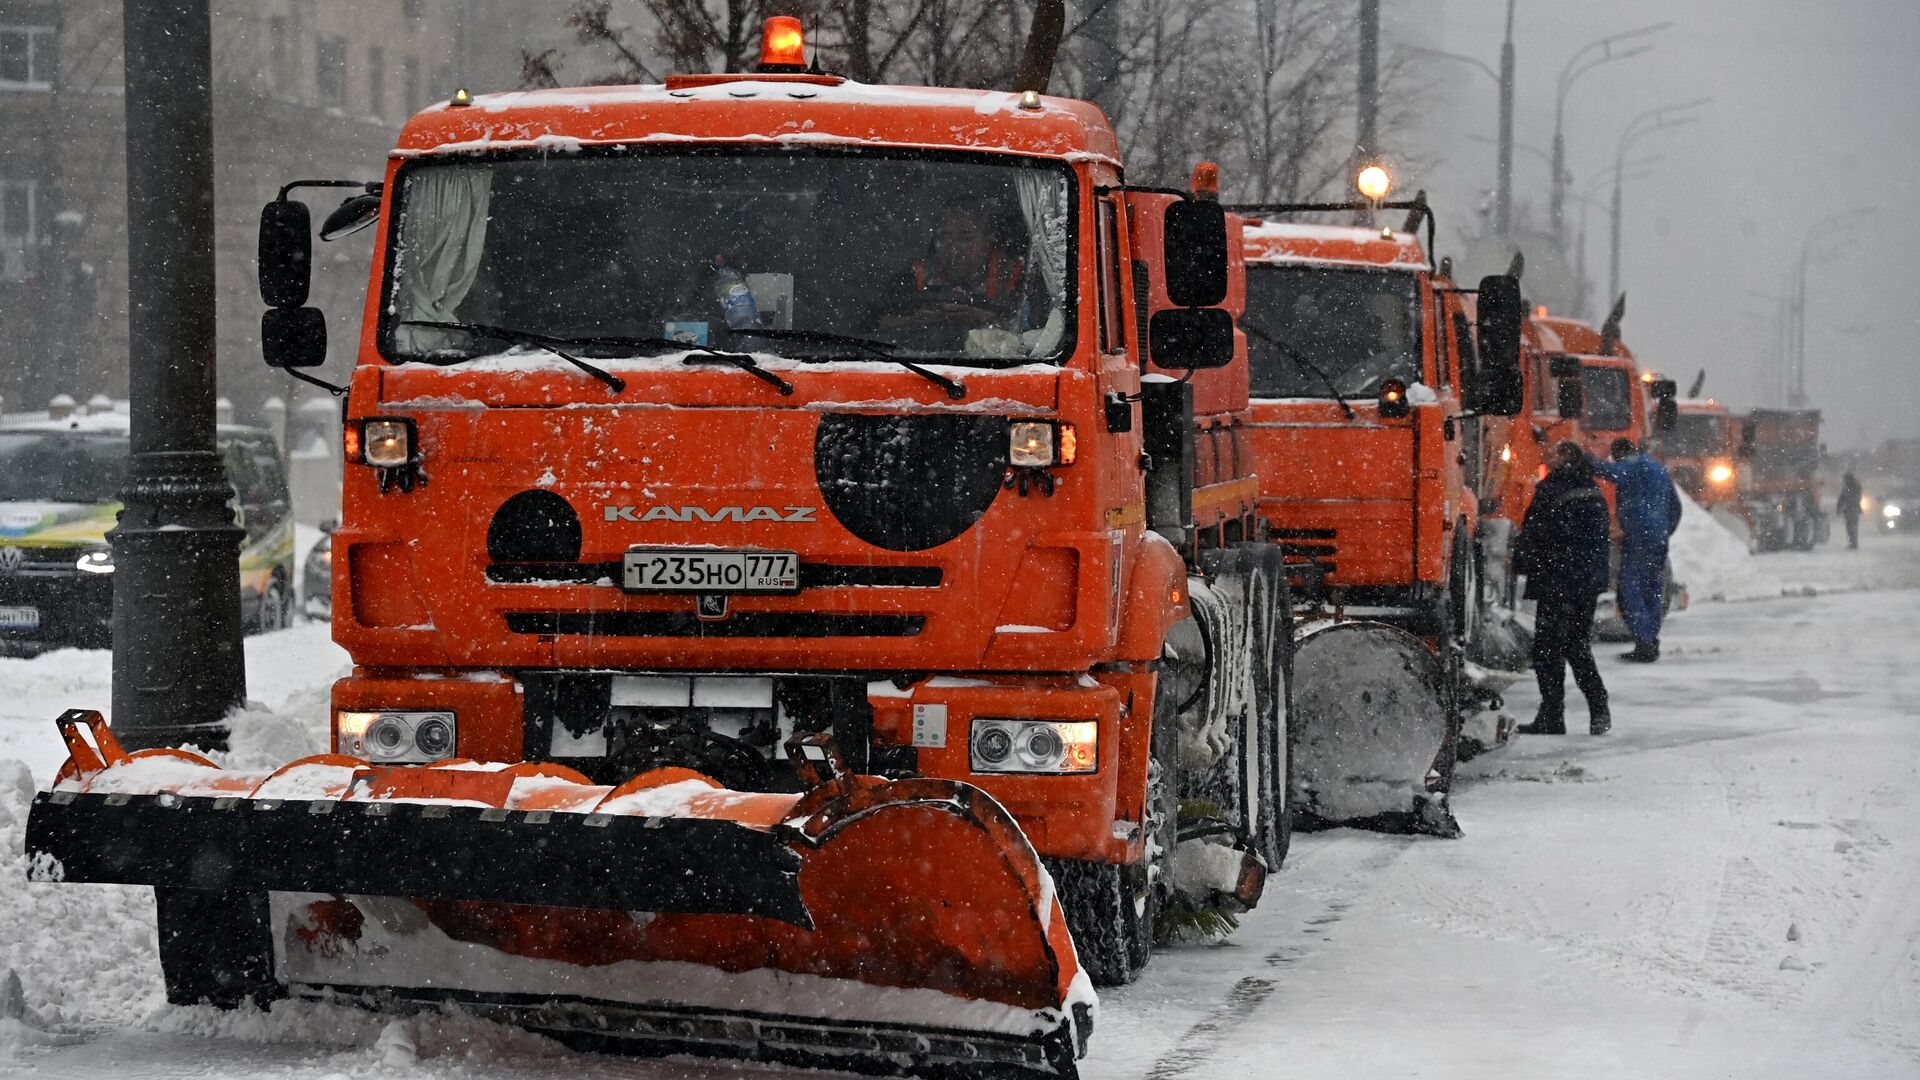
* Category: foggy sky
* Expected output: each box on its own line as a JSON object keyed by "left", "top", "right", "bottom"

{"left": 1398, "top": 0, "right": 1920, "bottom": 451}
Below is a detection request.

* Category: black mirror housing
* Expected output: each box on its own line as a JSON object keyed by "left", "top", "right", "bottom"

{"left": 259, "top": 199, "right": 313, "bottom": 308}
{"left": 1556, "top": 376, "right": 1584, "bottom": 420}
{"left": 262, "top": 306, "right": 327, "bottom": 369}
{"left": 1162, "top": 200, "right": 1229, "bottom": 308}
{"left": 1548, "top": 354, "right": 1581, "bottom": 379}
{"left": 1470, "top": 274, "right": 1525, "bottom": 416}
{"left": 1148, "top": 307, "right": 1235, "bottom": 370}
{"left": 320, "top": 192, "right": 382, "bottom": 242}
{"left": 1655, "top": 397, "right": 1679, "bottom": 434}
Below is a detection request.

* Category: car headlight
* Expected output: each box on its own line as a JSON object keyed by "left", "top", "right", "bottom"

{"left": 1885, "top": 504, "right": 1902, "bottom": 519}
{"left": 1708, "top": 463, "right": 1734, "bottom": 485}
{"left": 74, "top": 548, "right": 115, "bottom": 575}
{"left": 360, "top": 418, "right": 415, "bottom": 468}
{"left": 336, "top": 709, "right": 456, "bottom": 762}
{"left": 1008, "top": 421, "right": 1075, "bottom": 468}
{"left": 970, "top": 718, "right": 1097, "bottom": 774}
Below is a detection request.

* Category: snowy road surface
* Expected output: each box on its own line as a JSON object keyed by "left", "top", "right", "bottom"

{"left": 3, "top": 534, "right": 1918, "bottom": 1078}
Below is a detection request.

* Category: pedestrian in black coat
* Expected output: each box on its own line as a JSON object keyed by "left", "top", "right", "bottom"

{"left": 1512, "top": 441, "right": 1614, "bottom": 735}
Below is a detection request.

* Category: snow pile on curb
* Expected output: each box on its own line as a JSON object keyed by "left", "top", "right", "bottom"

{"left": 1668, "top": 488, "right": 1785, "bottom": 602}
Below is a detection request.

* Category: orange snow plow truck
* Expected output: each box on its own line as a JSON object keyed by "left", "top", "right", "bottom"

{"left": 28, "top": 22, "right": 1296, "bottom": 1079}
{"left": 1227, "top": 198, "right": 1525, "bottom": 834}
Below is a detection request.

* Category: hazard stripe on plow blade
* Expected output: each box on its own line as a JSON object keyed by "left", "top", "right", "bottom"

{"left": 25, "top": 790, "right": 810, "bottom": 924}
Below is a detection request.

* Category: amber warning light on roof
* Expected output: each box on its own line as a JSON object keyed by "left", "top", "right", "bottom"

{"left": 759, "top": 16, "right": 807, "bottom": 71}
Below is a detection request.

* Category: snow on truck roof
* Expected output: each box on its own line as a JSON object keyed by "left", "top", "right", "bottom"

{"left": 394, "top": 79, "right": 1122, "bottom": 166}
{"left": 1239, "top": 219, "right": 1429, "bottom": 272}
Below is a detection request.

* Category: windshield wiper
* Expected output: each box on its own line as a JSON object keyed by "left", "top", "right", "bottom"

{"left": 405, "top": 320, "right": 796, "bottom": 396}
{"left": 401, "top": 321, "right": 632, "bottom": 392}
{"left": 1242, "top": 323, "right": 1357, "bottom": 419}
{"left": 730, "top": 327, "right": 966, "bottom": 401}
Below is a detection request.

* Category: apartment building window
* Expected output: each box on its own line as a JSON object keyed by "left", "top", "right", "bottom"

{"left": 268, "top": 16, "right": 289, "bottom": 88}
{"left": 315, "top": 37, "right": 346, "bottom": 108}
{"left": 367, "top": 47, "right": 385, "bottom": 118}
{"left": 1, "top": 180, "right": 35, "bottom": 281}
{"left": 0, "top": 25, "right": 56, "bottom": 89}
{"left": 402, "top": 56, "right": 421, "bottom": 113}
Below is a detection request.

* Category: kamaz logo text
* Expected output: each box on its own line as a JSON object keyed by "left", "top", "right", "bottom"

{"left": 604, "top": 505, "right": 818, "bottom": 523}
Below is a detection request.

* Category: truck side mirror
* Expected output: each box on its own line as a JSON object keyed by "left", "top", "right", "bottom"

{"left": 1738, "top": 418, "right": 1756, "bottom": 458}
{"left": 262, "top": 306, "right": 327, "bottom": 369}
{"left": 259, "top": 199, "right": 313, "bottom": 309}
{"left": 1555, "top": 376, "right": 1584, "bottom": 421}
{"left": 319, "top": 192, "right": 382, "bottom": 241}
{"left": 1149, "top": 308, "right": 1235, "bottom": 370}
{"left": 1162, "top": 200, "right": 1228, "bottom": 308}
{"left": 1470, "top": 274, "right": 1524, "bottom": 416}
{"left": 1651, "top": 378, "right": 1679, "bottom": 434}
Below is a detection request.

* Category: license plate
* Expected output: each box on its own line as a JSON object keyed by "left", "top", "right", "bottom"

{"left": 0, "top": 606, "right": 40, "bottom": 631}
{"left": 622, "top": 548, "right": 799, "bottom": 593}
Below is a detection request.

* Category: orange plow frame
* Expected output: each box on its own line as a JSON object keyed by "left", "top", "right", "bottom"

{"left": 27, "top": 712, "right": 1093, "bottom": 1077}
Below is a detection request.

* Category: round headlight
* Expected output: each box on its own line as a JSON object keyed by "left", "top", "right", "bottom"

{"left": 367, "top": 714, "right": 410, "bottom": 757}
{"left": 974, "top": 726, "right": 1012, "bottom": 764}
{"left": 1023, "top": 725, "right": 1063, "bottom": 764}
{"left": 413, "top": 716, "right": 454, "bottom": 758}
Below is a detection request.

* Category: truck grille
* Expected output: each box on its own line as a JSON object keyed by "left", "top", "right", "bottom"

{"left": 487, "top": 562, "right": 941, "bottom": 589}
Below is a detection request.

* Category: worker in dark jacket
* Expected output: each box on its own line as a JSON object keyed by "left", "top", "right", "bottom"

{"left": 1514, "top": 441, "right": 1613, "bottom": 735}
{"left": 1838, "top": 472, "right": 1863, "bottom": 549}
{"left": 1591, "top": 438, "right": 1683, "bottom": 662}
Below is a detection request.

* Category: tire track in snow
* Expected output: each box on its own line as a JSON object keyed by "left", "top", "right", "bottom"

{"left": 1138, "top": 834, "right": 1404, "bottom": 1080}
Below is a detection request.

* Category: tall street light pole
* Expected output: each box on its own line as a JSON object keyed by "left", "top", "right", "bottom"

{"left": 110, "top": 0, "right": 247, "bottom": 749}
{"left": 1495, "top": 0, "right": 1516, "bottom": 235}
{"left": 1549, "top": 22, "right": 1668, "bottom": 241}
{"left": 1789, "top": 208, "right": 1875, "bottom": 407}
{"left": 1356, "top": 0, "right": 1380, "bottom": 168}
{"left": 1608, "top": 98, "right": 1711, "bottom": 302}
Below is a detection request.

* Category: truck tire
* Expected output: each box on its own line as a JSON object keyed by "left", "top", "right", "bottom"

{"left": 1049, "top": 673, "right": 1181, "bottom": 986}
{"left": 1246, "top": 545, "right": 1294, "bottom": 871}
{"left": 155, "top": 889, "right": 282, "bottom": 1008}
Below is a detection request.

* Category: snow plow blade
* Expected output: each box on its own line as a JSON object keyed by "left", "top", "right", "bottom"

{"left": 26, "top": 712, "right": 1092, "bottom": 1078}
{"left": 1288, "top": 623, "right": 1461, "bottom": 837}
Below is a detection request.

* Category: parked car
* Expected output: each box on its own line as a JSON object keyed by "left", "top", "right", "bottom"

{"left": 0, "top": 408, "right": 295, "bottom": 649}
{"left": 1878, "top": 486, "right": 1920, "bottom": 532}
{"left": 302, "top": 522, "right": 334, "bottom": 620}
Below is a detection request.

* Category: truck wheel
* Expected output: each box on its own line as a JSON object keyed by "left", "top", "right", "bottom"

{"left": 155, "top": 889, "right": 282, "bottom": 1008}
{"left": 1247, "top": 545, "right": 1294, "bottom": 871}
{"left": 1050, "top": 674, "right": 1180, "bottom": 986}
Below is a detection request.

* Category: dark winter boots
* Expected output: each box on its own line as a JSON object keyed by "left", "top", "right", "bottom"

{"left": 1619, "top": 641, "right": 1660, "bottom": 663}
{"left": 1517, "top": 716, "right": 1566, "bottom": 736}
{"left": 1589, "top": 704, "right": 1612, "bottom": 736}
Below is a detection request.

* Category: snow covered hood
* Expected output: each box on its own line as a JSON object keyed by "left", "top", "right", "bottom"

{"left": 395, "top": 79, "right": 1122, "bottom": 166}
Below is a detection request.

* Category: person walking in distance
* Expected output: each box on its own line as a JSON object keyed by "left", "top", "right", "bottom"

{"left": 1513, "top": 442, "right": 1613, "bottom": 735}
{"left": 1838, "top": 471, "right": 1863, "bottom": 549}
{"left": 1591, "top": 438, "right": 1683, "bottom": 663}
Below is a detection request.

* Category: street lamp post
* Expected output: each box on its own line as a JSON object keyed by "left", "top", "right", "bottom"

{"left": 1496, "top": 0, "right": 1516, "bottom": 235}
{"left": 1548, "top": 22, "right": 1668, "bottom": 240}
{"left": 110, "top": 0, "right": 247, "bottom": 749}
{"left": 1788, "top": 208, "right": 1876, "bottom": 407}
{"left": 1608, "top": 98, "right": 1710, "bottom": 302}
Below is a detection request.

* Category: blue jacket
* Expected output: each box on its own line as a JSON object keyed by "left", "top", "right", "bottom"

{"left": 1514, "top": 464, "right": 1613, "bottom": 599}
{"left": 1592, "top": 452, "right": 1683, "bottom": 543}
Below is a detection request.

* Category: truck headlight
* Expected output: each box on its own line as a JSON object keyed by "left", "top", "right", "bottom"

{"left": 1009, "top": 421, "right": 1075, "bottom": 468}
{"left": 1885, "top": 504, "right": 1902, "bottom": 519}
{"left": 336, "top": 709, "right": 456, "bottom": 762}
{"left": 74, "top": 548, "right": 115, "bottom": 575}
{"left": 970, "top": 719, "right": 1097, "bottom": 774}
{"left": 1708, "top": 463, "right": 1734, "bottom": 485}
{"left": 361, "top": 418, "right": 415, "bottom": 468}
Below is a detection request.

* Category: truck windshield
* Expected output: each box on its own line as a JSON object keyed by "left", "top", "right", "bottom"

{"left": 0, "top": 433, "right": 129, "bottom": 504}
{"left": 1659, "top": 413, "right": 1726, "bottom": 457}
{"left": 1244, "top": 265, "right": 1421, "bottom": 398}
{"left": 1581, "top": 366, "right": 1633, "bottom": 431}
{"left": 382, "top": 150, "right": 1073, "bottom": 365}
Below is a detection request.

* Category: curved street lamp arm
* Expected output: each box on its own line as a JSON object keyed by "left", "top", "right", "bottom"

{"left": 1557, "top": 21, "right": 1674, "bottom": 97}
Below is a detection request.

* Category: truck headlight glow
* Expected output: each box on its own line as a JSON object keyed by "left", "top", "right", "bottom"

{"left": 970, "top": 719, "right": 1097, "bottom": 774}
{"left": 74, "top": 548, "right": 115, "bottom": 575}
{"left": 1885, "top": 504, "right": 1902, "bottom": 519}
{"left": 361, "top": 418, "right": 415, "bottom": 468}
{"left": 1010, "top": 421, "right": 1076, "bottom": 468}
{"left": 336, "top": 709, "right": 456, "bottom": 762}
{"left": 1708, "top": 462, "right": 1734, "bottom": 485}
